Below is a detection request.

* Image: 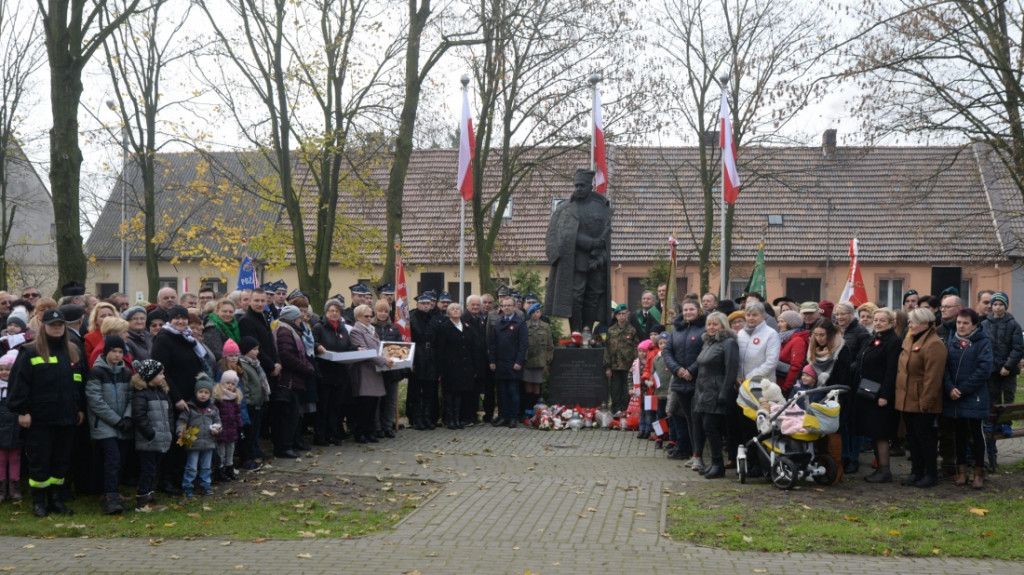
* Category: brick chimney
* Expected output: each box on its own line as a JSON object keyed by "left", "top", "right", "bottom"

{"left": 822, "top": 129, "right": 837, "bottom": 157}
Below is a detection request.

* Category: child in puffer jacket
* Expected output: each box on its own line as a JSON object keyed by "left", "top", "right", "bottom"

{"left": 131, "top": 359, "right": 172, "bottom": 512}
{"left": 177, "top": 373, "right": 221, "bottom": 498}
{"left": 213, "top": 371, "right": 243, "bottom": 482}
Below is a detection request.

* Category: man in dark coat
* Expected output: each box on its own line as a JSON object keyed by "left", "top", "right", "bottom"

{"left": 489, "top": 296, "right": 528, "bottom": 428}
{"left": 238, "top": 289, "right": 281, "bottom": 379}
{"left": 630, "top": 291, "right": 661, "bottom": 339}
{"left": 408, "top": 294, "right": 438, "bottom": 430}
{"left": 463, "top": 295, "right": 490, "bottom": 425}
{"left": 544, "top": 169, "right": 612, "bottom": 332}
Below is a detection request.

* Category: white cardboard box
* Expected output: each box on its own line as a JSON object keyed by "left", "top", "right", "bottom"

{"left": 376, "top": 341, "right": 415, "bottom": 372}
{"left": 318, "top": 349, "right": 378, "bottom": 363}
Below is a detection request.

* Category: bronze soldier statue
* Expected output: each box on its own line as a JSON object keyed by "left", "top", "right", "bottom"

{"left": 544, "top": 169, "right": 612, "bottom": 332}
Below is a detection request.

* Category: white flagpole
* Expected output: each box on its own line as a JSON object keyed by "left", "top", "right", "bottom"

{"left": 588, "top": 73, "right": 600, "bottom": 174}
{"left": 719, "top": 74, "right": 730, "bottom": 301}
{"left": 459, "top": 75, "right": 469, "bottom": 305}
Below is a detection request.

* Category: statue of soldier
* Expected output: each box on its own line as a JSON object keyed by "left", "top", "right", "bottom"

{"left": 544, "top": 168, "right": 612, "bottom": 332}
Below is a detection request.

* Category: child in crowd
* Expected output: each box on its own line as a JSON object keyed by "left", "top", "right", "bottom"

{"left": 85, "top": 335, "right": 133, "bottom": 514}
{"left": 213, "top": 370, "right": 243, "bottom": 482}
{"left": 634, "top": 340, "right": 654, "bottom": 439}
{"left": 650, "top": 333, "right": 672, "bottom": 448}
{"left": 790, "top": 364, "right": 818, "bottom": 409}
{"left": 1, "top": 310, "right": 32, "bottom": 353}
{"left": 237, "top": 337, "right": 269, "bottom": 469}
{"left": 0, "top": 350, "right": 23, "bottom": 502}
{"left": 177, "top": 373, "right": 221, "bottom": 498}
{"left": 131, "top": 359, "right": 172, "bottom": 512}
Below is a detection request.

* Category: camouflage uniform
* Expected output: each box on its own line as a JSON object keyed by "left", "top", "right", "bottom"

{"left": 604, "top": 322, "right": 637, "bottom": 412}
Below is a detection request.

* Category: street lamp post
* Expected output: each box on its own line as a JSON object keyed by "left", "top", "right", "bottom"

{"left": 107, "top": 100, "right": 129, "bottom": 297}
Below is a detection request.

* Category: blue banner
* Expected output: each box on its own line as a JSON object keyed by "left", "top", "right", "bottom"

{"left": 237, "top": 256, "right": 258, "bottom": 291}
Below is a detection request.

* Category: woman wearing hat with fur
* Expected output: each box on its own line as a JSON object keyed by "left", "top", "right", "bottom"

{"left": 6, "top": 309, "right": 87, "bottom": 517}
{"left": 122, "top": 306, "right": 153, "bottom": 362}
{"left": 272, "top": 306, "right": 316, "bottom": 457}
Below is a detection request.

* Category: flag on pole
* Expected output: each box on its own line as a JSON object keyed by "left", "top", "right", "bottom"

{"left": 652, "top": 418, "right": 669, "bottom": 437}
{"left": 457, "top": 87, "right": 476, "bottom": 201}
{"left": 395, "top": 252, "right": 411, "bottom": 342}
{"left": 720, "top": 91, "right": 740, "bottom": 204}
{"left": 663, "top": 235, "right": 677, "bottom": 324}
{"left": 236, "top": 256, "right": 258, "bottom": 290}
{"left": 838, "top": 238, "right": 869, "bottom": 306}
{"left": 744, "top": 239, "right": 766, "bottom": 298}
{"left": 593, "top": 86, "right": 608, "bottom": 194}
{"left": 644, "top": 395, "right": 658, "bottom": 411}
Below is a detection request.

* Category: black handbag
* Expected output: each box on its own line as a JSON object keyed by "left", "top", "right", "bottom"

{"left": 857, "top": 378, "right": 882, "bottom": 400}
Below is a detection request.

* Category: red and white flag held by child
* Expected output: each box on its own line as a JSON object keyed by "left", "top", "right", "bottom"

{"left": 644, "top": 395, "right": 658, "bottom": 411}
{"left": 593, "top": 86, "right": 608, "bottom": 194}
{"left": 652, "top": 418, "right": 669, "bottom": 437}
{"left": 457, "top": 87, "right": 475, "bottom": 201}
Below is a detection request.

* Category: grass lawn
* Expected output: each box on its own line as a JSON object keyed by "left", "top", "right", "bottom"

{"left": 0, "top": 471, "right": 436, "bottom": 540}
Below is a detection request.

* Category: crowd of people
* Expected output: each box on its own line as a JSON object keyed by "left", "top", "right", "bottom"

{"left": 0, "top": 279, "right": 1019, "bottom": 518}
{"left": 616, "top": 286, "right": 1021, "bottom": 488}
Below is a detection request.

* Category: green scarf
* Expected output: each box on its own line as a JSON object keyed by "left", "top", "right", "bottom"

{"left": 209, "top": 313, "right": 240, "bottom": 344}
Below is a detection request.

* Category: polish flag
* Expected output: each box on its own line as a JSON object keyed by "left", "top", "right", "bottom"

{"left": 839, "top": 238, "right": 869, "bottom": 306}
{"left": 457, "top": 87, "right": 475, "bottom": 201}
{"left": 720, "top": 91, "right": 740, "bottom": 204}
{"left": 395, "top": 254, "right": 411, "bottom": 342}
{"left": 653, "top": 372, "right": 661, "bottom": 389}
{"left": 652, "top": 418, "right": 669, "bottom": 437}
{"left": 593, "top": 86, "right": 608, "bottom": 194}
{"left": 644, "top": 396, "right": 658, "bottom": 411}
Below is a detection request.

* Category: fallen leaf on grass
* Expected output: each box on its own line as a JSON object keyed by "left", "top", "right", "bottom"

{"left": 889, "top": 530, "right": 901, "bottom": 536}
{"left": 234, "top": 565, "right": 245, "bottom": 569}
{"left": 742, "top": 535, "right": 753, "bottom": 543}
{"left": 73, "top": 554, "right": 86, "bottom": 558}
{"left": 148, "top": 539, "right": 163, "bottom": 546}
{"left": 251, "top": 538, "right": 266, "bottom": 543}
{"left": 21, "top": 545, "right": 34, "bottom": 549}
{"left": 0, "top": 568, "right": 15, "bottom": 572}
{"left": 170, "top": 555, "right": 180, "bottom": 560}
{"left": 296, "top": 553, "right": 312, "bottom": 559}
{"left": 187, "top": 513, "right": 201, "bottom": 518}
{"left": 932, "top": 548, "right": 940, "bottom": 555}
{"left": 969, "top": 507, "right": 988, "bottom": 516}
{"left": 260, "top": 490, "right": 277, "bottom": 497}
{"left": 981, "top": 531, "right": 996, "bottom": 537}
{"left": 843, "top": 515, "right": 859, "bottom": 522}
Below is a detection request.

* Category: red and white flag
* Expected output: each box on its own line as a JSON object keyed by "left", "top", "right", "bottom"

{"left": 719, "top": 91, "right": 740, "bottom": 204}
{"left": 653, "top": 372, "right": 661, "bottom": 389}
{"left": 457, "top": 87, "right": 476, "bottom": 201}
{"left": 593, "top": 86, "right": 608, "bottom": 194}
{"left": 644, "top": 395, "right": 658, "bottom": 411}
{"left": 652, "top": 418, "right": 669, "bottom": 437}
{"left": 839, "top": 238, "right": 869, "bottom": 306}
{"left": 395, "top": 254, "right": 411, "bottom": 342}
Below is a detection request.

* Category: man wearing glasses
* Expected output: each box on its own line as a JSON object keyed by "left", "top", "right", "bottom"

{"left": 21, "top": 287, "right": 41, "bottom": 302}
{"left": 0, "top": 292, "right": 13, "bottom": 325}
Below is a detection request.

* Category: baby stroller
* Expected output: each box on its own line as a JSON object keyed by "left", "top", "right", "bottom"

{"left": 735, "top": 377, "right": 848, "bottom": 490}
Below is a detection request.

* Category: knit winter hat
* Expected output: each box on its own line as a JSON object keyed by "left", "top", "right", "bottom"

{"left": 103, "top": 334, "right": 126, "bottom": 353}
{"left": 133, "top": 359, "right": 164, "bottom": 383}
{"left": 779, "top": 310, "right": 803, "bottom": 331}
{"left": 637, "top": 339, "right": 653, "bottom": 351}
{"left": 5, "top": 315, "right": 27, "bottom": 331}
{"left": 0, "top": 349, "right": 18, "bottom": 366}
{"left": 279, "top": 305, "right": 301, "bottom": 322}
{"left": 195, "top": 372, "right": 215, "bottom": 394}
{"left": 219, "top": 370, "right": 239, "bottom": 384}
{"left": 167, "top": 305, "right": 189, "bottom": 320}
{"left": 223, "top": 339, "right": 240, "bottom": 356}
{"left": 818, "top": 300, "right": 834, "bottom": 319}
{"left": 8, "top": 306, "right": 28, "bottom": 327}
{"left": 122, "top": 305, "right": 147, "bottom": 321}
{"left": 992, "top": 292, "right": 1009, "bottom": 308}
{"left": 239, "top": 336, "right": 260, "bottom": 356}
{"left": 801, "top": 364, "right": 818, "bottom": 381}
{"left": 727, "top": 310, "right": 746, "bottom": 324}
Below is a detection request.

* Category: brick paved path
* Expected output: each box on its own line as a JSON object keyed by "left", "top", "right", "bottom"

{"left": 3, "top": 425, "right": 1022, "bottom": 574}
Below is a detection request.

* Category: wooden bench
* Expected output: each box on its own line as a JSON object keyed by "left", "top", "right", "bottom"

{"left": 986, "top": 403, "right": 1024, "bottom": 440}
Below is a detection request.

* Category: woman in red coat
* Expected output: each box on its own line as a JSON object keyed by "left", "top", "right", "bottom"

{"left": 775, "top": 310, "right": 808, "bottom": 395}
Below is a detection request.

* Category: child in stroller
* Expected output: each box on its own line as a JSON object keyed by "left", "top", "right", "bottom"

{"left": 736, "top": 376, "right": 848, "bottom": 489}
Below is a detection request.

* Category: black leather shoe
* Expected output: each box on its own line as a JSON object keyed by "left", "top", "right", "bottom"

{"left": 508, "top": 420, "right": 517, "bottom": 429}
{"left": 492, "top": 418, "right": 507, "bottom": 427}
{"left": 913, "top": 474, "right": 938, "bottom": 488}
{"left": 274, "top": 449, "right": 301, "bottom": 459}
{"left": 703, "top": 464, "right": 726, "bottom": 479}
{"left": 383, "top": 429, "right": 396, "bottom": 438}
{"left": 413, "top": 420, "right": 427, "bottom": 431}
{"left": 901, "top": 474, "right": 922, "bottom": 486}
{"left": 293, "top": 441, "right": 310, "bottom": 451}
{"left": 844, "top": 460, "right": 860, "bottom": 474}
{"left": 366, "top": 435, "right": 379, "bottom": 443}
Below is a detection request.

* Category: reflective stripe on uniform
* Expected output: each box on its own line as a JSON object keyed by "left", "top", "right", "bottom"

{"left": 48, "top": 477, "right": 65, "bottom": 486}
{"left": 28, "top": 477, "right": 51, "bottom": 488}
{"left": 73, "top": 373, "right": 82, "bottom": 382}
{"left": 30, "top": 356, "right": 59, "bottom": 365}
